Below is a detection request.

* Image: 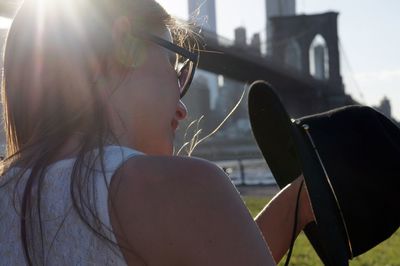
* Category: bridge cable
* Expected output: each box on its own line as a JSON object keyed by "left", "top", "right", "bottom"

{"left": 339, "top": 39, "right": 366, "bottom": 104}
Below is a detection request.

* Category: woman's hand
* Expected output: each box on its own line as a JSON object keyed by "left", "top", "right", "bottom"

{"left": 255, "top": 174, "right": 315, "bottom": 264}
{"left": 297, "top": 175, "right": 315, "bottom": 229}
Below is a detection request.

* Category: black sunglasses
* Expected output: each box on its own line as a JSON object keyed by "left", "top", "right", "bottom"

{"left": 133, "top": 31, "right": 199, "bottom": 98}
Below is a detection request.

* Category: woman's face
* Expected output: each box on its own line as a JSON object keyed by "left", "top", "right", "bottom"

{"left": 106, "top": 29, "right": 188, "bottom": 155}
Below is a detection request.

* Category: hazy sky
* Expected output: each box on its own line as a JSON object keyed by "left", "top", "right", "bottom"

{"left": 1, "top": 0, "right": 399, "bottom": 119}
{"left": 157, "top": 0, "right": 400, "bottom": 120}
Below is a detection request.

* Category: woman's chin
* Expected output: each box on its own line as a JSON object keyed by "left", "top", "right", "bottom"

{"left": 165, "top": 143, "right": 174, "bottom": 156}
{"left": 147, "top": 142, "right": 174, "bottom": 156}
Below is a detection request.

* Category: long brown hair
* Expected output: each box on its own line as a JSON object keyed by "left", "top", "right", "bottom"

{"left": 0, "top": 0, "right": 196, "bottom": 264}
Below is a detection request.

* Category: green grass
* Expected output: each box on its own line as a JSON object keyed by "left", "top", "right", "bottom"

{"left": 243, "top": 196, "right": 400, "bottom": 266}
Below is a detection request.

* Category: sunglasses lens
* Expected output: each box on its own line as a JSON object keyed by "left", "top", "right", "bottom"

{"left": 178, "top": 59, "right": 194, "bottom": 97}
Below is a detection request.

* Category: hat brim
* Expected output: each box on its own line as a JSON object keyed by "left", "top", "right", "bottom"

{"left": 248, "top": 81, "right": 350, "bottom": 265}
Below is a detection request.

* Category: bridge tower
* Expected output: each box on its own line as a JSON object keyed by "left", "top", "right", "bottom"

{"left": 269, "top": 12, "right": 346, "bottom": 107}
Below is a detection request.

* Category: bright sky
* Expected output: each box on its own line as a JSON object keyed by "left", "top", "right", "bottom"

{"left": 1, "top": 0, "right": 399, "bottom": 119}
{"left": 156, "top": 0, "right": 400, "bottom": 120}
{"left": 0, "top": 17, "right": 11, "bottom": 28}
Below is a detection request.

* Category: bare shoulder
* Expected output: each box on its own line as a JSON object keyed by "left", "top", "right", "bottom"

{"left": 114, "top": 154, "right": 226, "bottom": 183}
{"left": 110, "top": 155, "right": 236, "bottom": 203}
{"left": 109, "top": 155, "right": 274, "bottom": 266}
{"left": 135, "top": 154, "right": 230, "bottom": 184}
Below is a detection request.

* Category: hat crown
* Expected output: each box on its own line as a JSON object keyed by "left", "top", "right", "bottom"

{"left": 297, "top": 105, "right": 400, "bottom": 256}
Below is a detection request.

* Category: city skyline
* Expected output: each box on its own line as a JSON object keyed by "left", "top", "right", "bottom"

{"left": 156, "top": 0, "right": 400, "bottom": 120}
{"left": 1, "top": 1, "right": 399, "bottom": 119}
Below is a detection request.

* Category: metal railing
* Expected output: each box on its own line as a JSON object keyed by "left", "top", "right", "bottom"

{"left": 215, "top": 158, "right": 276, "bottom": 186}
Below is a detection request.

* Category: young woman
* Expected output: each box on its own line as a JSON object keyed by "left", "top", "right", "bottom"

{"left": 0, "top": 0, "right": 314, "bottom": 265}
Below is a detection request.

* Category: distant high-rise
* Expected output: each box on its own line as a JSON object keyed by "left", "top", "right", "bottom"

{"left": 314, "top": 45, "right": 327, "bottom": 80}
{"left": 188, "top": 0, "right": 217, "bottom": 33}
{"left": 250, "top": 33, "right": 261, "bottom": 55}
{"left": 266, "top": 0, "right": 296, "bottom": 53}
{"left": 266, "top": 0, "right": 296, "bottom": 18}
{"left": 234, "top": 27, "right": 247, "bottom": 47}
{"left": 376, "top": 97, "right": 392, "bottom": 118}
{"left": 188, "top": 0, "right": 218, "bottom": 110}
{"left": 216, "top": 78, "right": 247, "bottom": 123}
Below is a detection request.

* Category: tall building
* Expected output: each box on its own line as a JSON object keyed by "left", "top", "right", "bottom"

{"left": 250, "top": 33, "right": 261, "bottom": 55}
{"left": 216, "top": 78, "right": 247, "bottom": 122}
{"left": 188, "top": 0, "right": 217, "bottom": 33}
{"left": 183, "top": 75, "right": 211, "bottom": 121}
{"left": 234, "top": 27, "right": 247, "bottom": 47}
{"left": 188, "top": 0, "right": 219, "bottom": 109}
{"left": 313, "top": 44, "right": 327, "bottom": 80}
{"left": 266, "top": 0, "right": 296, "bottom": 54}
{"left": 376, "top": 97, "right": 392, "bottom": 118}
{"left": 266, "top": 0, "right": 296, "bottom": 18}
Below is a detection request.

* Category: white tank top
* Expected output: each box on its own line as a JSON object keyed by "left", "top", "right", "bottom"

{"left": 0, "top": 145, "right": 143, "bottom": 265}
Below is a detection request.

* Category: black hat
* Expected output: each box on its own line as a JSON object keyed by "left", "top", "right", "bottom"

{"left": 248, "top": 81, "right": 400, "bottom": 265}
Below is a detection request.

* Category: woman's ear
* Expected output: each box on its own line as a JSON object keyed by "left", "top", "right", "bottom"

{"left": 112, "top": 16, "right": 132, "bottom": 43}
{"left": 111, "top": 16, "right": 146, "bottom": 68}
{"left": 112, "top": 16, "right": 133, "bottom": 66}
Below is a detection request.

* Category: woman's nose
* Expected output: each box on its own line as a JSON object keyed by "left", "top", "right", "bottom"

{"left": 176, "top": 100, "right": 188, "bottom": 120}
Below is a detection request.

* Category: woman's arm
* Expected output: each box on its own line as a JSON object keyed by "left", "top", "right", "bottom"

{"left": 255, "top": 175, "right": 315, "bottom": 263}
